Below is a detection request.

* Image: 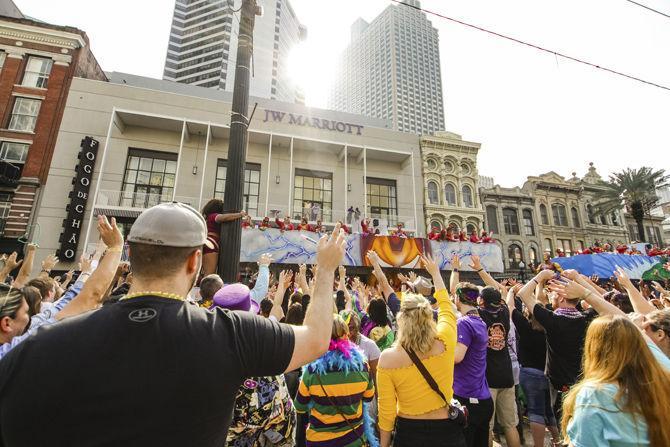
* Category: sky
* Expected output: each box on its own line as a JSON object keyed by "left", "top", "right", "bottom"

{"left": 14, "top": 0, "right": 670, "bottom": 187}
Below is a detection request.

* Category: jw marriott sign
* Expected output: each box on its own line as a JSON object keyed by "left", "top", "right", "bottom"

{"left": 262, "top": 109, "right": 364, "bottom": 136}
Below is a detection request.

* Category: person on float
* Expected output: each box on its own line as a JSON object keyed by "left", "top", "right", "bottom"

{"left": 458, "top": 230, "right": 468, "bottom": 242}
{"left": 394, "top": 223, "right": 408, "bottom": 238}
{"left": 275, "top": 216, "right": 294, "bottom": 232}
{"left": 361, "top": 218, "right": 374, "bottom": 235}
{"left": 259, "top": 217, "right": 271, "bottom": 230}
{"left": 536, "top": 252, "right": 562, "bottom": 273}
{"left": 480, "top": 230, "right": 493, "bottom": 243}
{"left": 297, "top": 218, "right": 313, "bottom": 232}
{"left": 428, "top": 227, "right": 442, "bottom": 241}
{"left": 469, "top": 230, "right": 481, "bottom": 243}
{"left": 241, "top": 215, "right": 253, "bottom": 229}
{"left": 200, "top": 198, "right": 246, "bottom": 276}
{"left": 336, "top": 221, "right": 351, "bottom": 234}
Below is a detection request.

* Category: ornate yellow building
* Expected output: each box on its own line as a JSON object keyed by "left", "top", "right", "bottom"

{"left": 420, "top": 132, "right": 485, "bottom": 234}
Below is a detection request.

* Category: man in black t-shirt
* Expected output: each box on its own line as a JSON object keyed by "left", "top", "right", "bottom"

{"left": 479, "top": 287, "right": 521, "bottom": 447}
{"left": 517, "top": 269, "right": 597, "bottom": 423}
{"left": 0, "top": 202, "right": 346, "bottom": 447}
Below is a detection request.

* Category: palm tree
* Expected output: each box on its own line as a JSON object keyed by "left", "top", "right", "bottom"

{"left": 593, "top": 167, "right": 669, "bottom": 243}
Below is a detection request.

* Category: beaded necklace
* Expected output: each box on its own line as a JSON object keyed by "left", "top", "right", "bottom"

{"left": 120, "top": 291, "right": 185, "bottom": 302}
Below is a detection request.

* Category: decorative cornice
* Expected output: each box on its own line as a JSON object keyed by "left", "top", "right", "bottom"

{"left": 0, "top": 22, "right": 85, "bottom": 49}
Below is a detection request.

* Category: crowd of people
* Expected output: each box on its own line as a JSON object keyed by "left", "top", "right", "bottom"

{"left": 564, "top": 240, "right": 670, "bottom": 257}
{"left": 0, "top": 201, "right": 669, "bottom": 446}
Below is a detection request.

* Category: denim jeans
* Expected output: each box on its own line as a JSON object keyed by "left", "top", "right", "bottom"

{"left": 519, "top": 367, "right": 557, "bottom": 427}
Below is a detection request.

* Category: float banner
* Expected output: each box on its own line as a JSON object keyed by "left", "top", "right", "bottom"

{"left": 552, "top": 254, "right": 669, "bottom": 281}
{"left": 240, "top": 229, "right": 504, "bottom": 272}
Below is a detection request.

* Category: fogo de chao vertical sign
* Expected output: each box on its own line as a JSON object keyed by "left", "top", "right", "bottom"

{"left": 58, "top": 137, "right": 99, "bottom": 261}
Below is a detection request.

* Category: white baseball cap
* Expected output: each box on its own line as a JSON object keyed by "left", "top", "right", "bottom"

{"left": 128, "top": 202, "right": 207, "bottom": 248}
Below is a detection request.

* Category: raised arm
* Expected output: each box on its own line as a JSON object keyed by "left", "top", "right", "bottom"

{"left": 614, "top": 267, "right": 655, "bottom": 315}
{"left": 421, "top": 254, "right": 455, "bottom": 346}
{"left": 506, "top": 284, "right": 522, "bottom": 314}
{"left": 215, "top": 210, "right": 246, "bottom": 223}
{"left": 271, "top": 270, "right": 291, "bottom": 321}
{"left": 285, "top": 226, "right": 346, "bottom": 373}
{"left": 37, "top": 254, "right": 59, "bottom": 281}
{"left": 56, "top": 216, "right": 123, "bottom": 321}
{"left": 449, "top": 254, "right": 459, "bottom": 296}
{"left": 13, "top": 244, "right": 37, "bottom": 288}
{"left": 367, "top": 250, "right": 395, "bottom": 300}
{"left": 250, "top": 253, "right": 271, "bottom": 305}
{"left": 338, "top": 265, "right": 352, "bottom": 310}
{"left": 549, "top": 277, "right": 624, "bottom": 317}
{"left": 518, "top": 269, "right": 554, "bottom": 311}
{"left": 0, "top": 253, "right": 21, "bottom": 283}
{"left": 469, "top": 255, "right": 503, "bottom": 290}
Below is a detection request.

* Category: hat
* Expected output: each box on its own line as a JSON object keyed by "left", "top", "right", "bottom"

{"left": 128, "top": 202, "right": 206, "bottom": 248}
{"left": 211, "top": 283, "right": 259, "bottom": 314}
{"left": 412, "top": 277, "right": 433, "bottom": 296}
{"left": 481, "top": 286, "right": 502, "bottom": 306}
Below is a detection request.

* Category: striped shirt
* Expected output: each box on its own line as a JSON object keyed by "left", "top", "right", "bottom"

{"left": 295, "top": 348, "right": 375, "bottom": 447}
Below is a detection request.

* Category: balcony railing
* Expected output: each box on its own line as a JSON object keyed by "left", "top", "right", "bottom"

{"left": 96, "top": 190, "right": 199, "bottom": 210}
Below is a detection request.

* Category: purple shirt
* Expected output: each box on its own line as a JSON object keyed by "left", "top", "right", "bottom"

{"left": 453, "top": 315, "right": 491, "bottom": 400}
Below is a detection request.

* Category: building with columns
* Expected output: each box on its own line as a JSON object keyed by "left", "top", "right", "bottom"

{"left": 33, "top": 72, "right": 425, "bottom": 265}
{"left": 480, "top": 163, "right": 665, "bottom": 271}
{"left": 420, "top": 131, "right": 485, "bottom": 235}
{"left": 0, "top": 2, "right": 105, "bottom": 253}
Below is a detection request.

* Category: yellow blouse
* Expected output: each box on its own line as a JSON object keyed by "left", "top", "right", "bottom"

{"left": 376, "top": 288, "right": 457, "bottom": 432}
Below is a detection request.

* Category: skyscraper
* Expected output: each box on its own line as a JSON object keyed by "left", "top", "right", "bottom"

{"left": 163, "top": 0, "right": 306, "bottom": 103}
{"left": 328, "top": 0, "right": 445, "bottom": 135}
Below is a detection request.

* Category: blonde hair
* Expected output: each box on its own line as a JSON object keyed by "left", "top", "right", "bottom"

{"left": 396, "top": 293, "right": 437, "bottom": 354}
{"left": 332, "top": 314, "right": 349, "bottom": 340}
{"left": 562, "top": 315, "right": 670, "bottom": 447}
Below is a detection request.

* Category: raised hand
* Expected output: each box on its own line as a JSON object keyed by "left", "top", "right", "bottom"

{"left": 366, "top": 250, "right": 381, "bottom": 266}
{"left": 278, "top": 270, "right": 293, "bottom": 289}
{"left": 547, "top": 278, "right": 586, "bottom": 300}
{"left": 397, "top": 272, "right": 410, "bottom": 284}
{"left": 41, "top": 254, "right": 59, "bottom": 273}
{"left": 408, "top": 271, "right": 418, "bottom": 283}
{"left": 450, "top": 254, "right": 461, "bottom": 270}
{"left": 536, "top": 269, "right": 556, "bottom": 283}
{"left": 421, "top": 254, "right": 441, "bottom": 277}
{"left": 79, "top": 254, "right": 93, "bottom": 274}
{"left": 26, "top": 243, "right": 37, "bottom": 253}
{"left": 258, "top": 253, "right": 272, "bottom": 267}
{"left": 299, "top": 263, "right": 307, "bottom": 277}
{"left": 4, "top": 252, "right": 22, "bottom": 271}
{"left": 98, "top": 215, "right": 123, "bottom": 250}
{"left": 64, "top": 269, "right": 75, "bottom": 282}
{"left": 338, "top": 265, "right": 346, "bottom": 280}
{"left": 613, "top": 266, "right": 634, "bottom": 290}
{"left": 561, "top": 269, "right": 580, "bottom": 281}
{"left": 316, "top": 225, "right": 346, "bottom": 274}
{"left": 469, "top": 254, "right": 482, "bottom": 271}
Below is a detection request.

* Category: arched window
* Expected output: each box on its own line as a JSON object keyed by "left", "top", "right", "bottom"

{"left": 540, "top": 204, "right": 549, "bottom": 225}
{"left": 508, "top": 244, "right": 523, "bottom": 269}
{"left": 486, "top": 205, "right": 499, "bottom": 234}
{"left": 587, "top": 204, "right": 596, "bottom": 224}
{"left": 611, "top": 212, "right": 619, "bottom": 226}
{"left": 448, "top": 222, "right": 460, "bottom": 232}
{"left": 544, "top": 238, "right": 553, "bottom": 254}
{"left": 529, "top": 247, "right": 538, "bottom": 265}
{"left": 571, "top": 207, "right": 581, "bottom": 228}
{"left": 427, "top": 181, "right": 439, "bottom": 204}
{"left": 466, "top": 223, "right": 476, "bottom": 234}
{"left": 430, "top": 220, "right": 442, "bottom": 230}
{"left": 552, "top": 204, "right": 568, "bottom": 226}
{"left": 502, "top": 208, "right": 520, "bottom": 235}
{"left": 445, "top": 184, "right": 457, "bottom": 205}
{"left": 462, "top": 185, "right": 473, "bottom": 208}
{"left": 522, "top": 209, "right": 535, "bottom": 236}
{"left": 599, "top": 214, "right": 607, "bottom": 225}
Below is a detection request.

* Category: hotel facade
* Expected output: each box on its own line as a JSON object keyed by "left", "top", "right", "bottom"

{"left": 33, "top": 73, "right": 425, "bottom": 265}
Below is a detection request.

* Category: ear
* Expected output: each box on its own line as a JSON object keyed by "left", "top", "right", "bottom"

{"left": 186, "top": 249, "right": 202, "bottom": 275}
{"left": 0, "top": 315, "right": 12, "bottom": 334}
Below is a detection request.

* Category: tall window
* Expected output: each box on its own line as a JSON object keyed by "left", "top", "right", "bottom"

{"left": 294, "top": 169, "right": 332, "bottom": 222}
{"left": 22, "top": 56, "right": 53, "bottom": 88}
{"left": 544, "top": 238, "right": 553, "bottom": 253}
{"left": 121, "top": 149, "right": 177, "bottom": 208}
{"left": 0, "top": 52, "right": 6, "bottom": 71}
{"left": 486, "top": 205, "right": 499, "bottom": 234}
{"left": 529, "top": 247, "right": 537, "bottom": 265}
{"left": 558, "top": 239, "right": 573, "bottom": 256}
{"left": 430, "top": 220, "right": 442, "bottom": 230}
{"left": 0, "top": 142, "right": 29, "bottom": 164}
{"left": 629, "top": 225, "right": 639, "bottom": 241}
{"left": 587, "top": 204, "right": 596, "bottom": 224}
{"left": 466, "top": 223, "right": 476, "bottom": 234}
{"left": 8, "top": 98, "right": 41, "bottom": 132}
{"left": 502, "top": 208, "right": 520, "bottom": 235}
{"left": 462, "top": 185, "right": 474, "bottom": 208}
{"left": 540, "top": 204, "right": 549, "bottom": 225}
{"left": 646, "top": 226, "right": 656, "bottom": 243}
{"left": 0, "top": 193, "right": 10, "bottom": 236}
{"left": 444, "top": 184, "right": 456, "bottom": 205}
{"left": 551, "top": 204, "right": 568, "bottom": 226}
{"left": 508, "top": 244, "right": 523, "bottom": 269}
{"left": 215, "top": 160, "right": 261, "bottom": 217}
{"left": 571, "top": 207, "right": 581, "bottom": 228}
{"left": 427, "top": 181, "right": 439, "bottom": 204}
{"left": 577, "top": 240, "right": 585, "bottom": 251}
{"left": 611, "top": 212, "right": 619, "bottom": 226}
{"left": 522, "top": 209, "right": 535, "bottom": 236}
{"left": 367, "top": 178, "right": 398, "bottom": 226}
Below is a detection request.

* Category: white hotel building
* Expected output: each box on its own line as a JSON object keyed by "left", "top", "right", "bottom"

{"left": 33, "top": 73, "right": 425, "bottom": 265}
{"left": 163, "top": 0, "right": 306, "bottom": 103}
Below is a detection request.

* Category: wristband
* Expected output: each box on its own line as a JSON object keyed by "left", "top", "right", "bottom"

{"left": 453, "top": 268, "right": 459, "bottom": 272}
{"left": 106, "top": 247, "right": 123, "bottom": 254}
{"left": 532, "top": 278, "right": 539, "bottom": 285}
{"left": 79, "top": 272, "right": 91, "bottom": 277}
{"left": 476, "top": 268, "right": 484, "bottom": 273}
{"left": 41, "top": 269, "right": 51, "bottom": 274}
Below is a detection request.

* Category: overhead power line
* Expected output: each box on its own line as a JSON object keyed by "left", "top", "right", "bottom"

{"left": 390, "top": 0, "right": 670, "bottom": 92}
{"left": 624, "top": 0, "right": 670, "bottom": 19}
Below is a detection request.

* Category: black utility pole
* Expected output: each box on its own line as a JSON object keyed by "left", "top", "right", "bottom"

{"left": 219, "top": 0, "right": 259, "bottom": 282}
